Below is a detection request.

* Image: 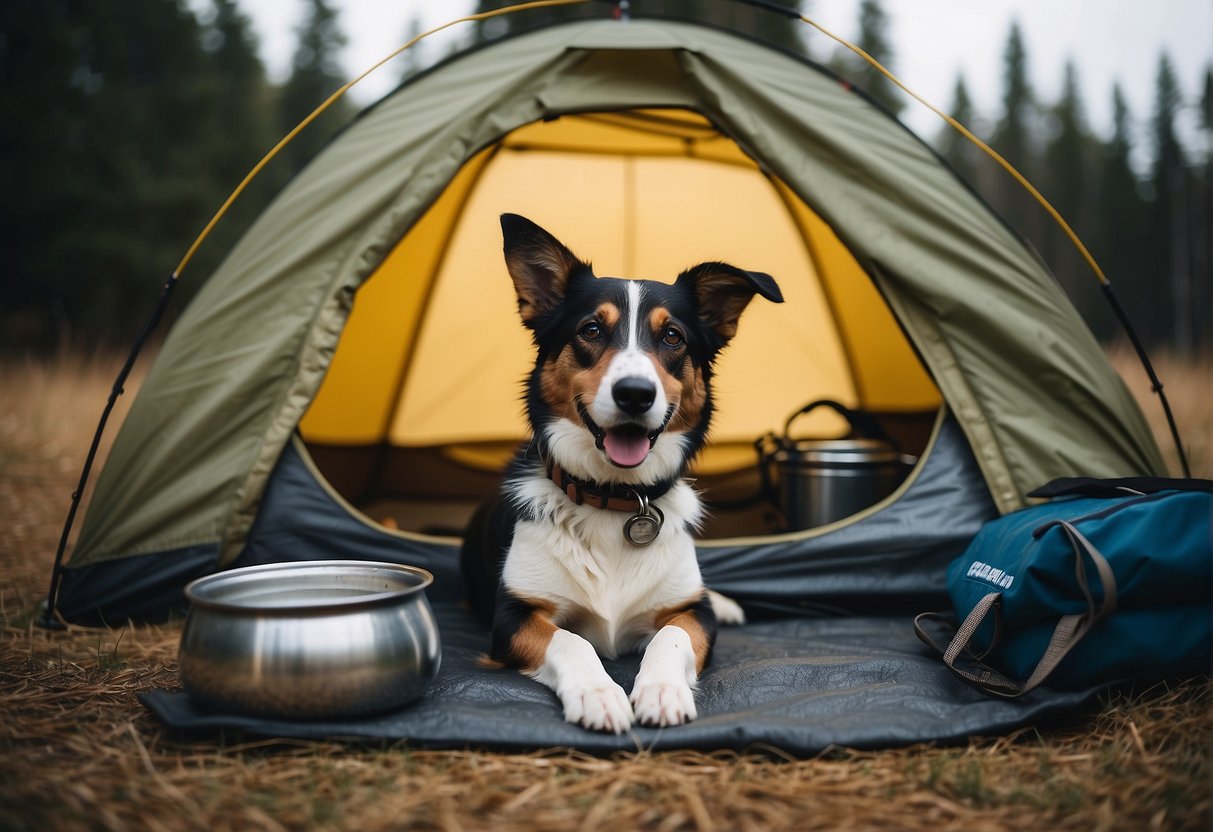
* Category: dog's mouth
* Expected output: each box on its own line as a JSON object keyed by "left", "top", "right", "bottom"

{"left": 575, "top": 399, "right": 673, "bottom": 468}
{"left": 602, "top": 424, "right": 652, "bottom": 468}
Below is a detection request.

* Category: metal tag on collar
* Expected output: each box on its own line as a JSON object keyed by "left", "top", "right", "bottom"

{"left": 623, "top": 488, "right": 664, "bottom": 546}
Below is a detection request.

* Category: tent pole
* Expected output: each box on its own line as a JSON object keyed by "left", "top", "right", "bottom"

{"left": 37, "top": 273, "right": 180, "bottom": 629}
{"left": 1099, "top": 282, "right": 1191, "bottom": 478}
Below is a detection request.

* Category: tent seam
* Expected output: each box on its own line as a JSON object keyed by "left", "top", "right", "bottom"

{"left": 881, "top": 283, "right": 1021, "bottom": 514}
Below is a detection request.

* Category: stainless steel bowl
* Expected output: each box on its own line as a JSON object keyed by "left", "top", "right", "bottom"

{"left": 179, "top": 560, "right": 440, "bottom": 720}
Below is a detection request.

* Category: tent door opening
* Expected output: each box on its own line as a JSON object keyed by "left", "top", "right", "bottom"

{"left": 297, "top": 109, "right": 941, "bottom": 539}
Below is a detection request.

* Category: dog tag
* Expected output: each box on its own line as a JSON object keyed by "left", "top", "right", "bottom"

{"left": 623, "top": 491, "right": 664, "bottom": 546}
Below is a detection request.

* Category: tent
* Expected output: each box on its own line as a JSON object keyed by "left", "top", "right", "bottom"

{"left": 53, "top": 18, "right": 1165, "bottom": 629}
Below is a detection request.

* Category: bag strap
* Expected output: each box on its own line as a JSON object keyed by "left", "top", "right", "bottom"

{"left": 914, "top": 520, "right": 1119, "bottom": 697}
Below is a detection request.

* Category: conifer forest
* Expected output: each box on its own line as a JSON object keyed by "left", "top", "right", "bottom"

{"left": 2, "top": 0, "right": 1210, "bottom": 355}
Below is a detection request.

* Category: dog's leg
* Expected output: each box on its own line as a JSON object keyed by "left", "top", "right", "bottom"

{"left": 630, "top": 593, "right": 717, "bottom": 727}
{"left": 535, "top": 630, "right": 635, "bottom": 734}
{"left": 706, "top": 588, "right": 746, "bottom": 626}
{"left": 491, "top": 593, "right": 633, "bottom": 734}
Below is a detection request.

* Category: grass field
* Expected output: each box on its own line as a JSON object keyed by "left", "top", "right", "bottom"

{"left": 1, "top": 347, "right": 1209, "bottom": 831}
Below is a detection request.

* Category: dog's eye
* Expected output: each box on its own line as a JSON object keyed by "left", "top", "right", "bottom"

{"left": 662, "top": 326, "right": 685, "bottom": 348}
{"left": 579, "top": 321, "right": 602, "bottom": 341}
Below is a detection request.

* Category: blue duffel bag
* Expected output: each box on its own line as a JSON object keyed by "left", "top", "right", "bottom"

{"left": 915, "top": 477, "right": 1213, "bottom": 697}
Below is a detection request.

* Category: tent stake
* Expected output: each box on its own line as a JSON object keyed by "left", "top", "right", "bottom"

{"left": 37, "top": 273, "right": 180, "bottom": 629}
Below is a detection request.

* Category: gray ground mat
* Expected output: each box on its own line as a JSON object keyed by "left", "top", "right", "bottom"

{"left": 140, "top": 588, "right": 1102, "bottom": 755}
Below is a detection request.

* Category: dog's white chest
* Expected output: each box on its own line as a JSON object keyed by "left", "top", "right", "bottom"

{"left": 502, "top": 482, "right": 704, "bottom": 658}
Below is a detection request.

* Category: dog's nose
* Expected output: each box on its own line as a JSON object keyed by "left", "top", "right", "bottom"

{"left": 612, "top": 376, "right": 656, "bottom": 417}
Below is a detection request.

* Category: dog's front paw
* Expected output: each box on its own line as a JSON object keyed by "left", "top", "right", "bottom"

{"left": 559, "top": 680, "right": 633, "bottom": 734}
{"left": 629, "top": 679, "right": 697, "bottom": 727}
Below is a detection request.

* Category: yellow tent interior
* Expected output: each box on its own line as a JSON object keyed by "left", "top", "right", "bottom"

{"left": 298, "top": 110, "right": 942, "bottom": 537}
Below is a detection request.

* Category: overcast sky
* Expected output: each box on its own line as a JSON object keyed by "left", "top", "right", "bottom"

{"left": 225, "top": 0, "right": 1212, "bottom": 151}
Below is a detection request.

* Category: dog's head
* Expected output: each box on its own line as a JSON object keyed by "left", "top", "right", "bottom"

{"left": 501, "top": 213, "right": 782, "bottom": 486}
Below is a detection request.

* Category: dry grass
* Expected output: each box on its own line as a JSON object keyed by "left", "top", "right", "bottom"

{"left": 1, "top": 348, "right": 1210, "bottom": 832}
{"left": 1106, "top": 344, "right": 1213, "bottom": 479}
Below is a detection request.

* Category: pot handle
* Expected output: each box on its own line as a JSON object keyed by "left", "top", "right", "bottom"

{"left": 753, "top": 431, "right": 782, "bottom": 506}
{"left": 782, "top": 399, "right": 896, "bottom": 447}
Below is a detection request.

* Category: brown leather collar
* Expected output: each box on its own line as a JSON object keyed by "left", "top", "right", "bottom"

{"left": 545, "top": 460, "right": 671, "bottom": 513}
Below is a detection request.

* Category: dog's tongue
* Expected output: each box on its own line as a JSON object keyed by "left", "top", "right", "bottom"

{"left": 603, "top": 428, "right": 650, "bottom": 468}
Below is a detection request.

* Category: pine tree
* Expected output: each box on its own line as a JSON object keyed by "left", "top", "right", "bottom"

{"left": 196, "top": 0, "right": 284, "bottom": 268}
{"left": 992, "top": 22, "right": 1034, "bottom": 166}
{"left": 0, "top": 1, "right": 82, "bottom": 346}
{"left": 279, "top": 0, "right": 355, "bottom": 175}
{"left": 1094, "top": 84, "right": 1152, "bottom": 347}
{"left": 1195, "top": 66, "right": 1212, "bottom": 351}
{"left": 1041, "top": 59, "right": 1107, "bottom": 336}
{"left": 850, "top": 0, "right": 903, "bottom": 115}
{"left": 1043, "top": 62, "right": 1088, "bottom": 222}
{"left": 396, "top": 15, "right": 426, "bottom": 84}
{"left": 1203, "top": 67, "right": 1213, "bottom": 137}
{"left": 1147, "top": 52, "right": 1189, "bottom": 351}
{"left": 989, "top": 20, "right": 1042, "bottom": 249}
{"left": 207, "top": 0, "right": 263, "bottom": 84}
{"left": 0, "top": 0, "right": 244, "bottom": 347}
{"left": 936, "top": 73, "right": 982, "bottom": 187}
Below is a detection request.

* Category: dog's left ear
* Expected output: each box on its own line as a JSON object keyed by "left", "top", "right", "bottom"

{"left": 675, "top": 263, "right": 783, "bottom": 343}
{"left": 501, "top": 214, "right": 588, "bottom": 328}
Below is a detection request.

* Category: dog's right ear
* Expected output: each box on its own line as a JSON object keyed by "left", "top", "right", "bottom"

{"left": 500, "top": 214, "right": 587, "bottom": 327}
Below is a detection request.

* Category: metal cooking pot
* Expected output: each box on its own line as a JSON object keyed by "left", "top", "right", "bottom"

{"left": 179, "top": 560, "right": 440, "bottom": 720}
{"left": 760, "top": 400, "right": 915, "bottom": 531}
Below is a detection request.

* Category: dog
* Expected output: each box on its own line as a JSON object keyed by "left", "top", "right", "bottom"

{"left": 460, "top": 213, "right": 782, "bottom": 733}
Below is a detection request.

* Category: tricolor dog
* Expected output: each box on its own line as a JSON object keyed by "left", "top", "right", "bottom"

{"left": 460, "top": 214, "right": 782, "bottom": 733}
